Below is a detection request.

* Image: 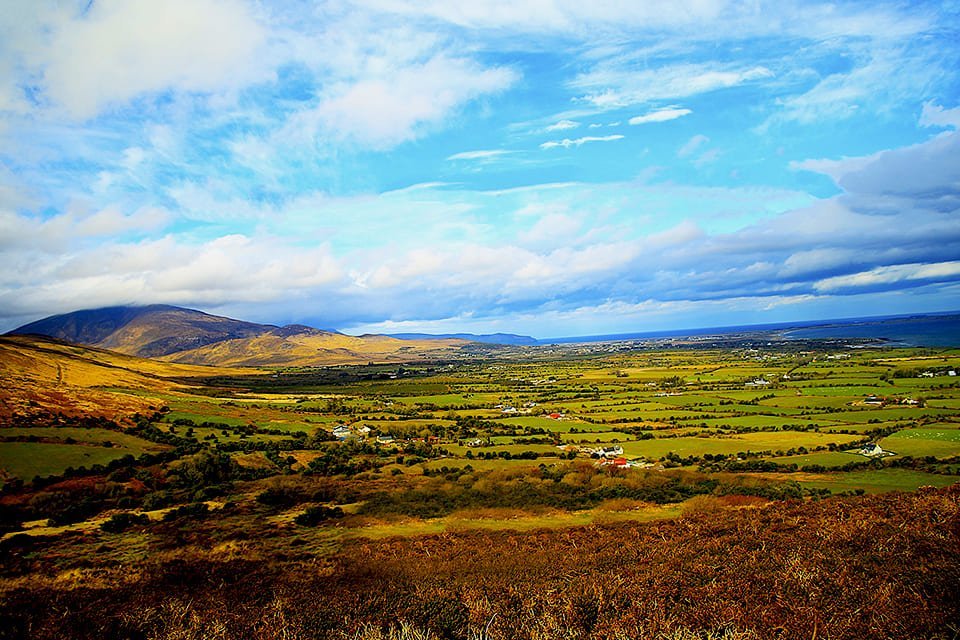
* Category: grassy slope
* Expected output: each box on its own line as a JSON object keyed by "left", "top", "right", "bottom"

{"left": 0, "top": 335, "right": 260, "bottom": 418}
{"left": 159, "top": 332, "right": 470, "bottom": 367}
{"left": 1, "top": 486, "right": 956, "bottom": 640}
{"left": 0, "top": 442, "right": 145, "bottom": 481}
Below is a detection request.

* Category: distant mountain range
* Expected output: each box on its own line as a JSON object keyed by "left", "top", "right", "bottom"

{"left": 386, "top": 332, "right": 538, "bottom": 346}
{"left": 10, "top": 306, "right": 959, "bottom": 368}
{"left": 8, "top": 305, "right": 471, "bottom": 367}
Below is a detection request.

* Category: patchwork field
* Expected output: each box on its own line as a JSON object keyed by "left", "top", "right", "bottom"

{"left": 1, "top": 335, "right": 959, "bottom": 640}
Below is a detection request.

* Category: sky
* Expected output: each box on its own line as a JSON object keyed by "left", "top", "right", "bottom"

{"left": 1, "top": 1, "right": 959, "bottom": 339}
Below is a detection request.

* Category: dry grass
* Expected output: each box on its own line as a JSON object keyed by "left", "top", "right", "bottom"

{"left": 159, "top": 332, "right": 469, "bottom": 367}
{"left": 2, "top": 486, "right": 957, "bottom": 640}
{"left": 0, "top": 336, "right": 257, "bottom": 419}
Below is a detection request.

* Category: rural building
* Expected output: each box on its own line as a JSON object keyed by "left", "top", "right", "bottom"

{"left": 859, "top": 443, "right": 884, "bottom": 457}
{"left": 598, "top": 456, "right": 631, "bottom": 469}
{"left": 591, "top": 445, "right": 624, "bottom": 459}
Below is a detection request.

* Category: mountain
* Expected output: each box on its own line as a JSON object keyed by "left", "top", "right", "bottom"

{"left": 11, "top": 305, "right": 273, "bottom": 358}
{"left": 9, "top": 305, "right": 471, "bottom": 367}
{"left": 156, "top": 329, "right": 468, "bottom": 367}
{"left": 388, "top": 332, "right": 539, "bottom": 346}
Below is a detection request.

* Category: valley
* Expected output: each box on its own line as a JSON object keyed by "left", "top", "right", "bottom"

{"left": 1, "top": 316, "right": 959, "bottom": 639}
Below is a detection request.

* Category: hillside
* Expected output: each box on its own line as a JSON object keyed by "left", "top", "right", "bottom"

{"left": 160, "top": 328, "right": 470, "bottom": 367}
{"left": 11, "top": 305, "right": 275, "bottom": 358}
{"left": 0, "top": 335, "right": 258, "bottom": 419}
{"left": 2, "top": 485, "right": 957, "bottom": 639}
{"left": 10, "top": 306, "right": 473, "bottom": 367}
{"left": 389, "top": 332, "right": 539, "bottom": 346}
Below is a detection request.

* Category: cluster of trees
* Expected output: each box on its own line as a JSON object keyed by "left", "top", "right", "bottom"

{"left": 354, "top": 464, "right": 807, "bottom": 519}
{"left": 465, "top": 449, "right": 548, "bottom": 461}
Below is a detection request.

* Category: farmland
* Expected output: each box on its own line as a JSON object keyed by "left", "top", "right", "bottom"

{"left": 1, "top": 335, "right": 959, "bottom": 638}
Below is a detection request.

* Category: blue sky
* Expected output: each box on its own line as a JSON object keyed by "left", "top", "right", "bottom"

{"left": 1, "top": 0, "right": 959, "bottom": 338}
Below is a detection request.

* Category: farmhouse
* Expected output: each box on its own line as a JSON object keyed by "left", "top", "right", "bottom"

{"left": 591, "top": 445, "right": 624, "bottom": 459}
{"left": 599, "top": 457, "right": 631, "bottom": 469}
{"left": 332, "top": 425, "right": 353, "bottom": 440}
{"left": 859, "top": 443, "right": 884, "bottom": 457}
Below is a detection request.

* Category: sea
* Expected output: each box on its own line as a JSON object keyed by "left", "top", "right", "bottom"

{"left": 541, "top": 312, "right": 960, "bottom": 348}
{"left": 779, "top": 313, "right": 960, "bottom": 347}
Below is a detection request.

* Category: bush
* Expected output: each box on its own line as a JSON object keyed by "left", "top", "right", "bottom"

{"left": 256, "top": 486, "right": 301, "bottom": 508}
{"left": 162, "top": 502, "right": 210, "bottom": 522}
{"left": 100, "top": 512, "right": 149, "bottom": 533}
{"left": 294, "top": 505, "right": 344, "bottom": 526}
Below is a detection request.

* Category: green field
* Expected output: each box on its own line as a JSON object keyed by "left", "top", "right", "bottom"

{"left": 772, "top": 451, "right": 868, "bottom": 468}
{"left": 879, "top": 428, "right": 960, "bottom": 458}
{"left": 0, "top": 427, "right": 167, "bottom": 452}
{"left": 5, "top": 342, "right": 960, "bottom": 509}
{"left": 0, "top": 442, "right": 142, "bottom": 481}
{"left": 618, "top": 431, "right": 861, "bottom": 460}
{"left": 795, "top": 468, "right": 960, "bottom": 494}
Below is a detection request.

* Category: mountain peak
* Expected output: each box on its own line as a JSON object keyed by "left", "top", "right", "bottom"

{"left": 8, "top": 305, "right": 472, "bottom": 365}
{"left": 10, "top": 305, "right": 275, "bottom": 359}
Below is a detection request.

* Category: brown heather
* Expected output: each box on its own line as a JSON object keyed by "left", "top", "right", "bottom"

{"left": 1, "top": 485, "right": 958, "bottom": 640}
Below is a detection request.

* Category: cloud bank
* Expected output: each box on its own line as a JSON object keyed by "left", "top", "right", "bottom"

{"left": 0, "top": 1, "right": 957, "bottom": 336}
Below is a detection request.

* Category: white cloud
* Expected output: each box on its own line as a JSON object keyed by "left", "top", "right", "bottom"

{"left": 0, "top": 205, "right": 172, "bottom": 252}
{"left": 294, "top": 55, "right": 517, "bottom": 149}
{"left": 920, "top": 102, "right": 960, "bottom": 129}
{"left": 693, "top": 148, "right": 721, "bottom": 167}
{"left": 0, "top": 232, "right": 344, "bottom": 322}
{"left": 351, "top": 0, "right": 727, "bottom": 33}
{"left": 518, "top": 213, "right": 583, "bottom": 245}
{"left": 574, "top": 64, "right": 772, "bottom": 108}
{"left": 447, "top": 149, "right": 512, "bottom": 161}
{"left": 761, "top": 45, "right": 941, "bottom": 129}
{"left": 814, "top": 261, "right": 960, "bottom": 292}
{"left": 677, "top": 134, "right": 709, "bottom": 158}
{"left": 644, "top": 220, "right": 704, "bottom": 248}
{"left": 791, "top": 128, "right": 960, "bottom": 211}
{"left": 629, "top": 107, "right": 691, "bottom": 125}
{"left": 24, "top": 0, "right": 269, "bottom": 119}
{"left": 546, "top": 119, "right": 580, "bottom": 131}
{"left": 540, "top": 134, "right": 624, "bottom": 149}
{"left": 779, "top": 248, "right": 861, "bottom": 278}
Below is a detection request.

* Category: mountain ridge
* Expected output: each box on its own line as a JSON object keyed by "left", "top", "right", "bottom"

{"left": 9, "top": 305, "right": 472, "bottom": 367}
{"left": 386, "top": 332, "right": 538, "bottom": 346}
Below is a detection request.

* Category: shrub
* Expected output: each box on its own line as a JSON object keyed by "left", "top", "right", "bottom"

{"left": 100, "top": 512, "right": 149, "bottom": 533}
{"left": 294, "top": 505, "right": 344, "bottom": 526}
{"left": 162, "top": 502, "right": 210, "bottom": 522}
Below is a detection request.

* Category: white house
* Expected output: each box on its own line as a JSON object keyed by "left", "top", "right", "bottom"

{"left": 859, "top": 443, "right": 884, "bottom": 457}
{"left": 591, "top": 445, "right": 624, "bottom": 459}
